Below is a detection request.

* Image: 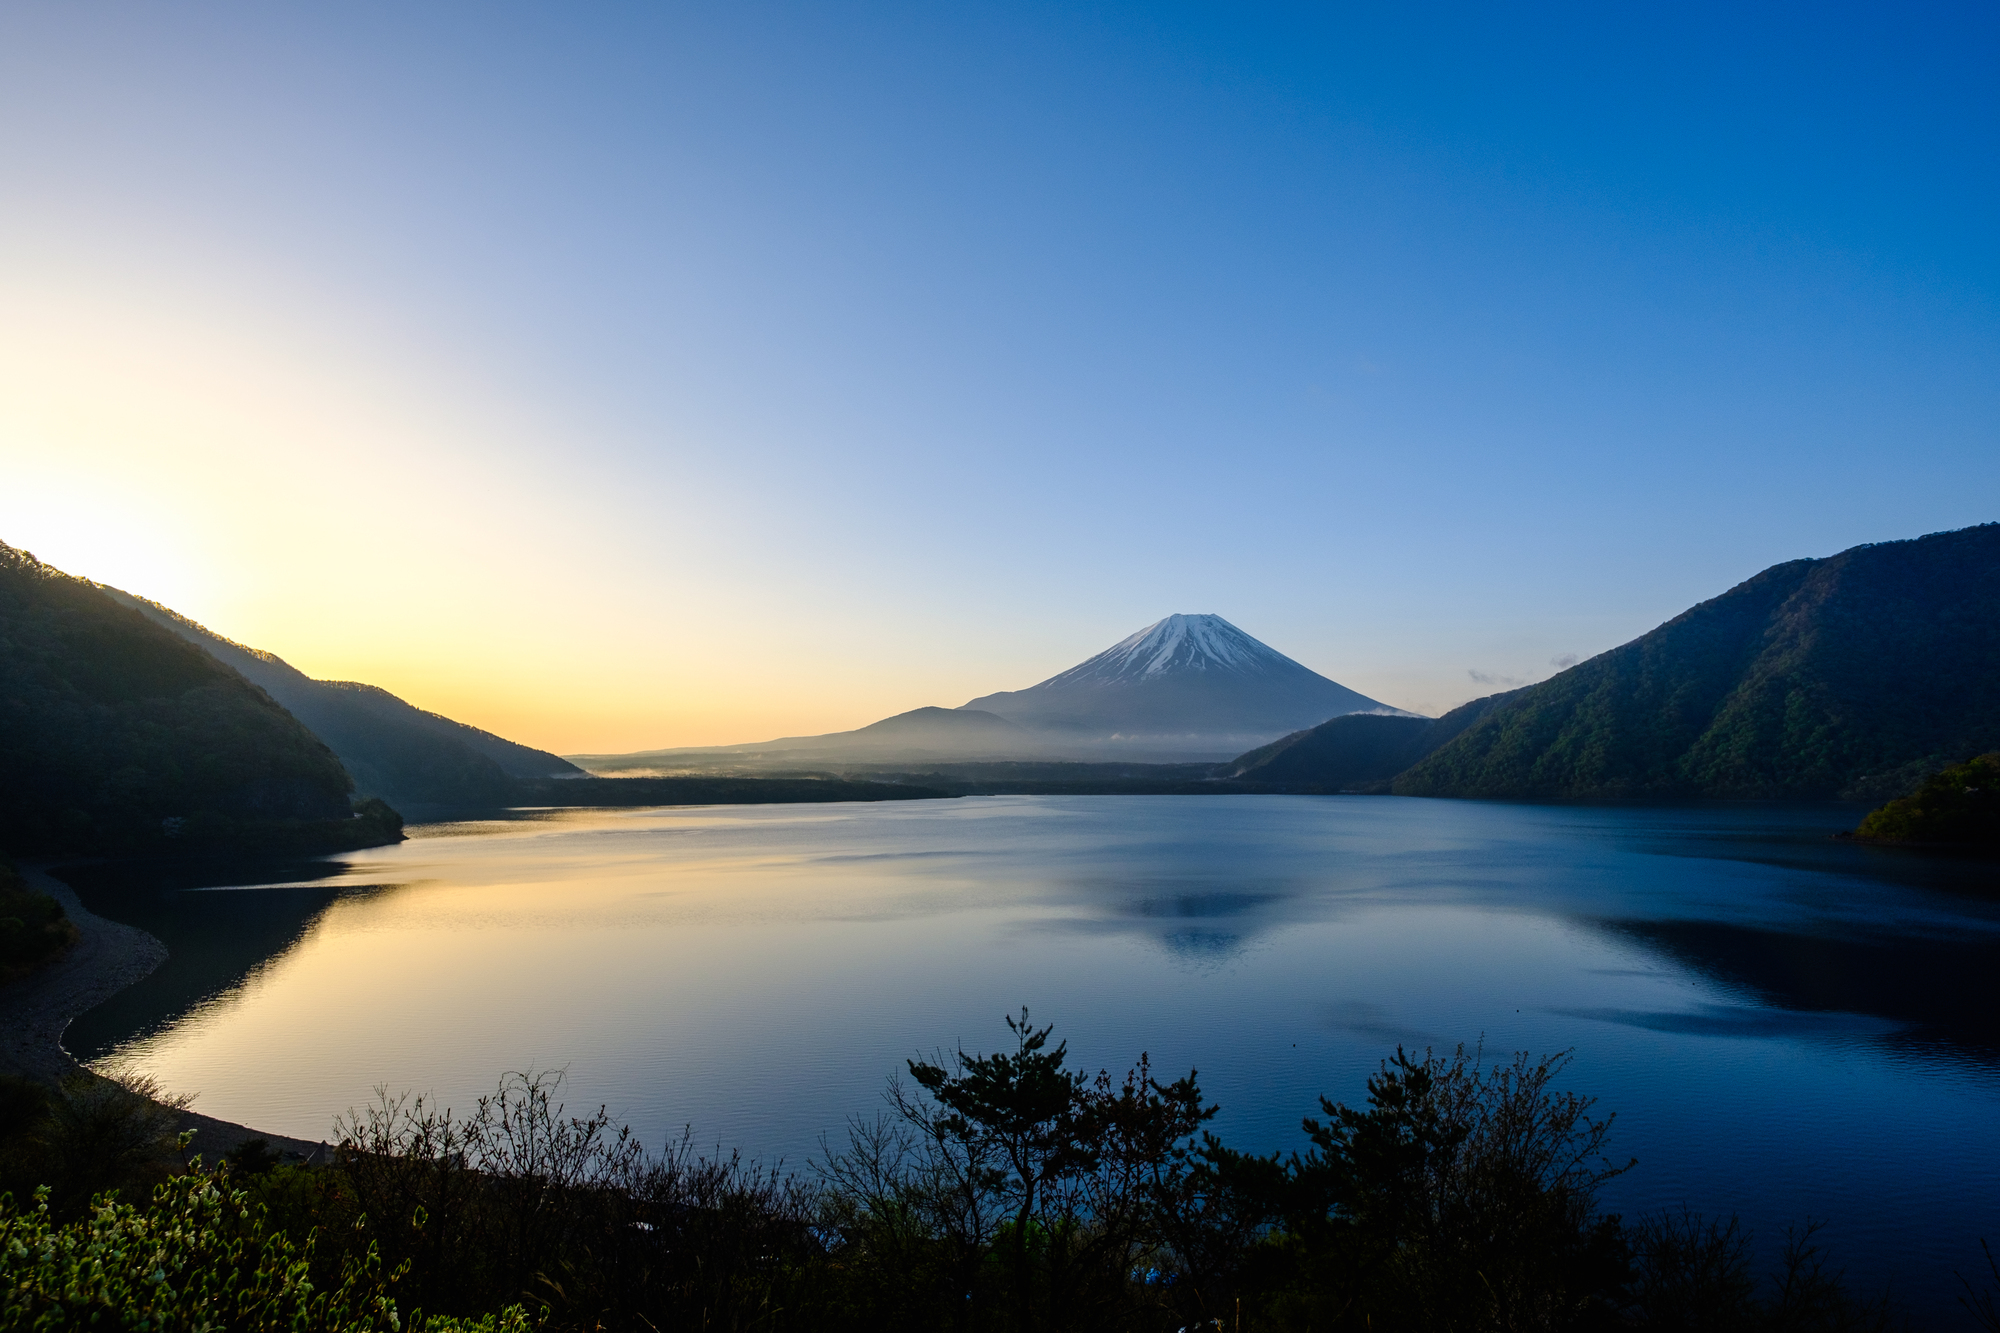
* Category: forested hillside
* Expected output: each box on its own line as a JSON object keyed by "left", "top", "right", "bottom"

{"left": 1221, "top": 692, "right": 1522, "bottom": 790}
{"left": 104, "top": 591, "right": 581, "bottom": 808}
{"left": 0, "top": 541, "right": 394, "bottom": 853}
{"left": 1222, "top": 714, "right": 1436, "bottom": 789}
{"left": 1394, "top": 524, "right": 2000, "bottom": 800}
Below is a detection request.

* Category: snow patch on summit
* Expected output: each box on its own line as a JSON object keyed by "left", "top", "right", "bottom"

{"left": 1042, "top": 614, "right": 1310, "bottom": 687}
{"left": 957, "top": 612, "right": 1400, "bottom": 751}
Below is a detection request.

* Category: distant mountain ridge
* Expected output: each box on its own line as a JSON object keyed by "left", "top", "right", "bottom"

{"left": 578, "top": 614, "right": 1398, "bottom": 772}
{"left": 572, "top": 706, "right": 1042, "bottom": 775}
{"left": 101, "top": 591, "right": 582, "bottom": 807}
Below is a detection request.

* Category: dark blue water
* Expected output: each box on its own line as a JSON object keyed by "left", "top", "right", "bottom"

{"left": 63, "top": 796, "right": 2000, "bottom": 1323}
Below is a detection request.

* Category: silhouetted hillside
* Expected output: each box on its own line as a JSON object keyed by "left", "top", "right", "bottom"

{"left": 104, "top": 591, "right": 581, "bottom": 807}
{"left": 0, "top": 541, "right": 393, "bottom": 854}
{"left": 1395, "top": 524, "right": 2000, "bottom": 800}
{"left": 1223, "top": 714, "right": 1434, "bottom": 788}
{"left": 1220, "top": 691, "right": 1521, "bottom": 790}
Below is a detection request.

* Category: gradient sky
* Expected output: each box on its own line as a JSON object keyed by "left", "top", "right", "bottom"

{"left": 2, "top": 2, "right": 1995, "bottom": 752}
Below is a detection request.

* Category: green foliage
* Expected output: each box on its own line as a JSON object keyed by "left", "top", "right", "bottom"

{"left": 0, "top": 1166, "right": 534, "bottom": 1333}
{"left": 1854, "top": 753, "right": 2000, "bottom": 843}
{"left": 0, "top": 540, "right": 387, "bottom": 855}
{"left": 1396, "top": 524, "right": 2000, "bottom": 800}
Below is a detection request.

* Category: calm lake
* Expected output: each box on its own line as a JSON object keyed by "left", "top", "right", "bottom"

{"left": 60, "top": 795, "right": 2000, "bottom": 1320}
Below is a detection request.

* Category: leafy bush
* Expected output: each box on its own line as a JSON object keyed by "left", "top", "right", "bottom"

{"left": 1854, "top": 752, "right": 2000, "bottom": 843}
{"left": 0, "top": 1167, "right": 533, "bottom": 1333}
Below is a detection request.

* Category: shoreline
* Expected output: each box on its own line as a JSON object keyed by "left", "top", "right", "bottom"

{"left": 0, "top": 862, "right": 326, "bottom": 1164}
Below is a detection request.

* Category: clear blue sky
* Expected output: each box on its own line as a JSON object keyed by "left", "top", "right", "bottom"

{"left": 2, "top": 2, "right": 1995, "bottom": 748}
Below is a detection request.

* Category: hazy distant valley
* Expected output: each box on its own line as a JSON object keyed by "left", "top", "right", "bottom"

{"left": 573, "top": 524, "right": 2000, "bottom": 805}
{"left": 572, "top": 613, "right": 1412, "bottom": 775}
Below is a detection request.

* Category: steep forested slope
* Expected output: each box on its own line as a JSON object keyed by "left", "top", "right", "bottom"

{"left": 1222, "top": 714, "right": 1436, "bottom": 788}
{"left": 1395, "top": 524, "right": 2000, "bottom": 800}
{"left": 104, "top": 591, "right": 581, "bottom": 807}
{"left": 0, "top": 542, "right": 375, "bottom": 852}
{"left": 1220, "top": 691, "right": 1522, "bottom": 789}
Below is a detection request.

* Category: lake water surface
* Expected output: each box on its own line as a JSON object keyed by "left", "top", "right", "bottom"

{"left": 61, "top": 796, "right": 2000, "bottom": 1320}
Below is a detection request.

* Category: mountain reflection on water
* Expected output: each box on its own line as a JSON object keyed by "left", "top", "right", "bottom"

{"left": 60, "top": 857, "right": 375, "bottom": 1060}
{"left": 58, "top": 796, "right": 2000, "bottom": 1322}
{"left": 1601, "top": 916, "right": 2000, "bottom": 1059}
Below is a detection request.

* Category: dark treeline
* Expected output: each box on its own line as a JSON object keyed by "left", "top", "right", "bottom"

{"left": 7, "top": 1012, "right": 1987, "bottom": 1333}
{"left": 1853, "top": 753, "right": 2000, "bottom": 845}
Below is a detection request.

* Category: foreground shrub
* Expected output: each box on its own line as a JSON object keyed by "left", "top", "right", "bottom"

{"left": 321, "top": 1071, "right": 817, "bottom": 1330}
{"left": 1199, "top": 1044, "right": 1634, "bottom": 1332}
{"left": 0, "top": 1019, "right": 1945, "bottom": 1332}
{"left": 819, "top": 1008, "right": 1214, "bottom": 1330}
{"left": 0, "top": 1071, "right": 191, "bottom": 1219}
{"left": 2, "top": 1170, "right": 389, "bottom": 1333}
{"left": 1627, "top": 1209, "right": 1906, "bottom": 1332}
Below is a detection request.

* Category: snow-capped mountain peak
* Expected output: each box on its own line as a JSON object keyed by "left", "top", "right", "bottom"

{"left": 958, "top": 613, "right": 1399, "bottom": 755}
{"left": 1042, "top": 614, "right": 1306, "bottom": 687}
